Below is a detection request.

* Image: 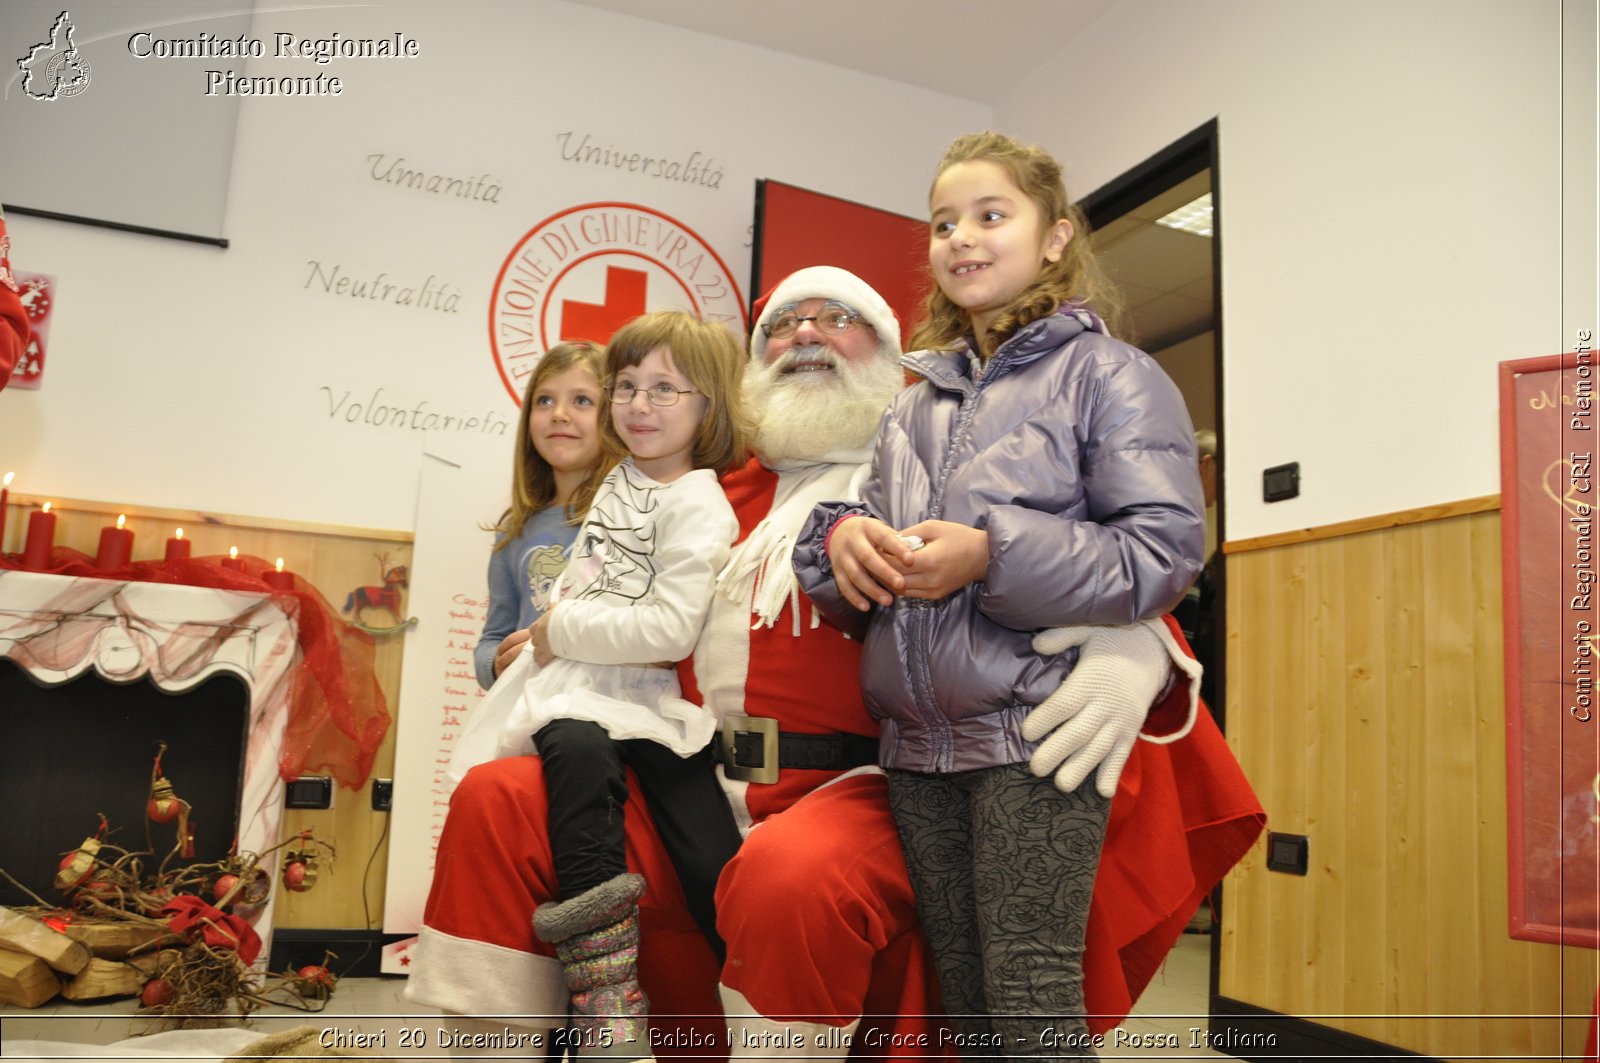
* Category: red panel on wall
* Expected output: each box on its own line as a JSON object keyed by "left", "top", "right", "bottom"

{"left": 752, "top": 180, "right": 929, "bottom": 344}
{"left": 1500, "top": 349, "right": 1600, "bottom": 948}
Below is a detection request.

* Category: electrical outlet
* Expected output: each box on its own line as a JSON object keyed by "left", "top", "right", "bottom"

{"left": 371, "top": 778, "right": 393, "bottom": 812}
{"left": 1263, "top": 462, "right": 1300, "bottom": 502}
{"left": 285, "top": 776, "right": 333, "bottom": 809}
{"left": 1265, "top": 832, "right": 1309, "bottom": 875}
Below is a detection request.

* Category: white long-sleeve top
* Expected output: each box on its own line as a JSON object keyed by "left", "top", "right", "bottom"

{"left": 460, "top": 460, "right": 738, "bottom": 765}
{"left": 547, "top": 461, "right": 738, "bottom": 666}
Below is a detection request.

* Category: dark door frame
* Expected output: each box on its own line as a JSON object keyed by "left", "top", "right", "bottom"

{"left": 1078, "top": 117, "right": 1229, "bottom": 1024}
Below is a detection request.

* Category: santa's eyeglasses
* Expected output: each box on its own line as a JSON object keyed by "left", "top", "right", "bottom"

{"left": 761, "top": 303, "right": 864, "bottom": 340}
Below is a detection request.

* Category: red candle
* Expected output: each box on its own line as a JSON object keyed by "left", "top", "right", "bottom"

{"left": 95, "top": 513, "right": 134, "bottom": 570}
{"left": 220, "top": 546, "right": 242, "bottom": 571}
{"left": 263, "top": 556, "right": 294, "bottom": 591}
{"left": 164, "top": 527, "right": 192, "bottom": 562}
{"left": 0, "top": 471, "right": 12, "bottom": 554}
{"left": 21, "top": 502, "right": 56, "bottom": 568}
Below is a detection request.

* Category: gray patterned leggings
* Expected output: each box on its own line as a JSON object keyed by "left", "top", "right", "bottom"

{"left": 887, "top": 764, "right": 1110, "bottom": 1059}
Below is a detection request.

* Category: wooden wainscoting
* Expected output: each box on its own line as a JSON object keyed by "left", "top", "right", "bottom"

{"left": 1217, "top": 503, "right": 1598, "bottom": 1060}
{"left": 2, "top": 494, "right": 411, "bottom": 932}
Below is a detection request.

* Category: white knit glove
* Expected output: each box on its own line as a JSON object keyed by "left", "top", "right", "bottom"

{"left": 1023, "top": 622, "right": 1169, "bottom": 799}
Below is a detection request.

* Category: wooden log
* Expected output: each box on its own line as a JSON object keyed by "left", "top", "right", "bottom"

{"left": 61, "top": 919, "right": 178, "bottom": 959}
{"left": 0, "top": 946, "right": 61, "bottom": 1008}
{"left": 60, "top": 956, "right": 142, "bottom": 1001}
{"left": 0, "top": 907, "right": 91, "bottom": 975}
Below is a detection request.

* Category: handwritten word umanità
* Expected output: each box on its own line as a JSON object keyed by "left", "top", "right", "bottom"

{"left": 555, "top": 131, "right": 723, "bottom": 189}
{"left": 368, "top": 154, "right": 502, "bottom": 203}
{"left": 304, "top": 261, "right": 461, "bottom": 313}
{"left": 319, "top": 386, "right": 511, "bottom": 436}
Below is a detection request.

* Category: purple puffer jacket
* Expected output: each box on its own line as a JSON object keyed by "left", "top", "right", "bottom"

{"left": 793, "top": 308, "right": 1205, "bottom": 774}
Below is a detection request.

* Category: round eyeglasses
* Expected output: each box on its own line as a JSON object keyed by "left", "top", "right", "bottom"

{"left": 760, "top": 304, "right": 864, "bottom": 340}
{"left": 607, "top": 381, "right": 699, "bottom": 407}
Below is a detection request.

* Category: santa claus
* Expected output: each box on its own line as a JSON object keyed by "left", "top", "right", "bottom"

{"left": 406, "top": 267, "right": 1262, "bottom": 1058}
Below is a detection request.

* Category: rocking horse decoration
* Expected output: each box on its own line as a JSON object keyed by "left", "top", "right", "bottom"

{"left": 340, "top": 552, "right": 415, "bottom": 635}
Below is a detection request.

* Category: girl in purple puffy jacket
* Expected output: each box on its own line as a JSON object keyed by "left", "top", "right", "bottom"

{"left": 797, "top": 131, "right": 1206, "bottom": 1054}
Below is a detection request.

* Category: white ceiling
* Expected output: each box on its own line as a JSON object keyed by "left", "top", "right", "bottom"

{"left": 560, "top": 0, "right": 1116, "bottom": 106}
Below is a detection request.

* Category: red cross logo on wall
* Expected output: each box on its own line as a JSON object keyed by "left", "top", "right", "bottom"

{"left": 490, "top": 203, "right": 747, "bottom": 405}
{"left": 560, "top": 266, "right": 646, "bottom": 344}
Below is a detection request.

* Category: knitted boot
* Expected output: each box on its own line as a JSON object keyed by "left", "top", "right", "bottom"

{"left": 534, "top": 873, "right": 651, "bottom": 1054}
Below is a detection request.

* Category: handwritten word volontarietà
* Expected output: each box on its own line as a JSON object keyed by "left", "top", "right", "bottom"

{"left": 319, "top": 386, "right": 511, "bottom": 436}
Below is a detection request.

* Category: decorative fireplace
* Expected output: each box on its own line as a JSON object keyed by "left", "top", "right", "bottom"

{"left": 0, "top": 570, "right": 297, "bottom": 953}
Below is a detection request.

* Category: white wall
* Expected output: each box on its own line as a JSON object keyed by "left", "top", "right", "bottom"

{"left": 0, "top": 0, "right": 988, "bottom": 532}
{"left": 995, "top": 0, "right": 1591, "bottom": 540}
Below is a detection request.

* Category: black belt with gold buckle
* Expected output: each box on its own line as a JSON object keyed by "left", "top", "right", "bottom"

{"left": 712, "top": 714, "right": 879, "bottom": 784}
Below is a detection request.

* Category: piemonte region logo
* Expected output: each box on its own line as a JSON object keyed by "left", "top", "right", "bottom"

{"left": 17, "top": 10, "right": 92, "bottom": 101}
{"left": 488, "top": 202, "right": 746, "bottom": 404}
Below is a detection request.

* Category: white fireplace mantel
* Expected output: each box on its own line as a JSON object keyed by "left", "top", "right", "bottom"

{"left": 0, "top": 568, "right": 298, "bottom": 953}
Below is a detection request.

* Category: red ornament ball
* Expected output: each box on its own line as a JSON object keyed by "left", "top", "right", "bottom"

{"left": 147, "top": 779, "right": 180, "bottom": 823}
{"left": 140, "top": 977, "right": 174, "bottom": 1007}
{"left": 283, "top": 861, "right": 309, "bottom": 891}
{"left": 297, "top": 964, "right": 332, "bottom": 986}
{"left": 212, "top": 874, "right": 239, "bottom": 902}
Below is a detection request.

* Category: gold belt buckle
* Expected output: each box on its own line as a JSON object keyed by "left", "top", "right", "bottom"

{"left": 719, "top": 713, "right": 779, "bottom": 785}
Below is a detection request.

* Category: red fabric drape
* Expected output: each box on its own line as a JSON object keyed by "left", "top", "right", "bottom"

{"left": 0, "top": 548, "right": 389, "bottom": 788}
{"left": 159, "top": 894, "right": 263, "bottom": 964}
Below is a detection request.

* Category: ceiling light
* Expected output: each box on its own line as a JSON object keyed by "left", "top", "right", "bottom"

{"left": 1155, "top": 193, "right": 1213, "bottom": 238}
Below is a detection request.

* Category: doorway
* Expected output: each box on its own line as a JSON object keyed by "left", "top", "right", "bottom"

{"left": 1079, "top": 118, "right": 1226, "bottom": 1012}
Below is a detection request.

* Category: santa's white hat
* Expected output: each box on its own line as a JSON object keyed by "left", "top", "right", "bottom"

{"left": 748, "top": 266, "right": 901, "bottom": 365}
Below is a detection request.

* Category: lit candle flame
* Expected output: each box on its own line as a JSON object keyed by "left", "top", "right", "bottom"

{"left": 229, "top": 546, "right": 238, "bottom": 560}
{"left": 116, "top": 514, "right": 127, "bottom": 530}
{"left": 42, "top": 502, "right": 52, "bottom": 514}
{"left": 175, "top": 528, "right": 184, "bottom": 540}
{"left": 2, "top": 471, "right": 13, "bottom": 488}
{"left": 275, "top": 557, "right": 285, "bottom": 573}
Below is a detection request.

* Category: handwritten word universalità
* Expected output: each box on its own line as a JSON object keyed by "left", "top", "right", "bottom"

{"left": 554, "top": 131, "right": 723, "bottom": 190}
{"left": 304, "top": 261, "right": 462, "bottom": 313}
{"left": 319, "top": 386, "right": 511, "bottom": 436}
{"left": 367, "top": 154, "right": 502, "bottom": 203}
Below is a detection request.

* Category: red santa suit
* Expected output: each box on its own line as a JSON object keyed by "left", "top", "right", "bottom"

{"left": 408, "top": 453, "right": 1263, "bottom": 1054}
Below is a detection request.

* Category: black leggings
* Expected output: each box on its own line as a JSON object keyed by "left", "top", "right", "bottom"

{"left": 535, "top": 717, "right": 742, "bottom": 960}
{"left": 888, "top": 764, "right": 1110, "bottom": 1058}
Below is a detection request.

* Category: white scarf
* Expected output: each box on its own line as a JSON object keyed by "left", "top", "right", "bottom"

{"left": 716, "top": 450, "right": 872, "bottom": 636}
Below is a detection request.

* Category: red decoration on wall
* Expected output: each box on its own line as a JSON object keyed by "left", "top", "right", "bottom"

{"left": 1500, "top": 350, "right": 1600, "bottom": 948}
{"left": 10, "top": 270, "right": 55, "bottom": 390}
{"left": 753, "top": 180, "right": 929, "bottom": 337}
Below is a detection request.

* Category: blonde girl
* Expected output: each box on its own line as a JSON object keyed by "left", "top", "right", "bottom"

{"left": 474, "top": 341, "right": 612, "bottom": 690}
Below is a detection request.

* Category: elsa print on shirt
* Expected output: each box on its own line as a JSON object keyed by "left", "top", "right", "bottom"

{"left": 559, "top": 467, "right": 663, "bottom": 605}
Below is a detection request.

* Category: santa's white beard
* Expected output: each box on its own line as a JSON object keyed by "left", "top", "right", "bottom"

{"left": 745, "top": 345, "right": 904, "bottom": 466}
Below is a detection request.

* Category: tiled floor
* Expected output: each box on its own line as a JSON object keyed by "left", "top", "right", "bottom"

{"left": 1, "top": 934, "right": 1236, "bottom": 1059}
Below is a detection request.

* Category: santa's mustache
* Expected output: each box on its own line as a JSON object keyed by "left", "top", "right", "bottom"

{"left": 768, "top": 344, "right": 840, "bottom": 375}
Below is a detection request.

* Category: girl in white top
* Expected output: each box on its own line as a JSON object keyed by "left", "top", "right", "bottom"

{"left": 470, "top": 310, "right": 750, "bottom": 1050}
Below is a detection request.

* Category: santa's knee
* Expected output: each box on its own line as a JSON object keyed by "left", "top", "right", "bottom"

{"left": 718, "top": 831, "right": 860, "bottom": 948}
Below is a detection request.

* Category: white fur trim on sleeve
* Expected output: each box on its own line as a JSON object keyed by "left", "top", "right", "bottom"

{"left": 1138, "top": 617, "right": 1202, "bottom": 745}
